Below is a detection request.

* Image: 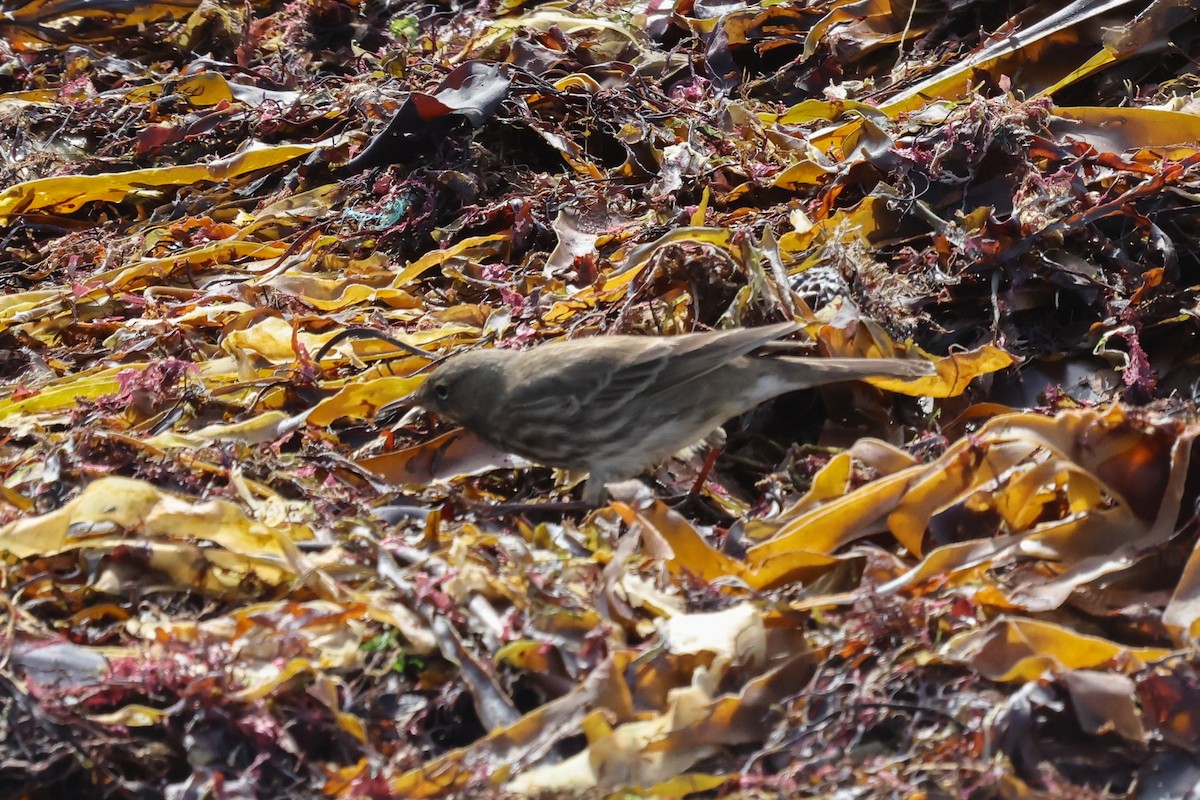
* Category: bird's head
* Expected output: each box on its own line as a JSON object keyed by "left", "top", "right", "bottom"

{"left": 412, "top": 348, "right": 511, "bottom": 428}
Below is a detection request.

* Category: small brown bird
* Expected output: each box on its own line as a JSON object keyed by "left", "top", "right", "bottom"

{"left": 412, "top": 322, "right": 933, "bottom": 504}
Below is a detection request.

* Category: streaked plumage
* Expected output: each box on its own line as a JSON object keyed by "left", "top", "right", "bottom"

{"left": 412, "top": 322, "right": 933, "bottom": 503}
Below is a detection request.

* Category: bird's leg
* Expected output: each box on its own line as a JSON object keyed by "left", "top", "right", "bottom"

{"left": 687, "top": 442, "right": 725, "bottom": 500}
{"left": 657, "top": 431, "right": 731, "bottom": 521}
{"left": 681, "top": 426, "right": 728, "bottom": 500}
{"left": 581, "top": 475, "right": 612, "bottom": 507}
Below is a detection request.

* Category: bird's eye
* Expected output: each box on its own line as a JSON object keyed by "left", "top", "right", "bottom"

{"left": 433, "top": 383, "right": 450, "bottom": 400}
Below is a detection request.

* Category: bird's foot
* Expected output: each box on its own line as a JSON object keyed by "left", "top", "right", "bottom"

{"left": 662, "top": 491, "right": 730, "bottom": 524}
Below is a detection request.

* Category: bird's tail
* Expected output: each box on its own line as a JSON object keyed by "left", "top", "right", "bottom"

{"left": 770, "top": 355, "right": 935, "bottom": 387}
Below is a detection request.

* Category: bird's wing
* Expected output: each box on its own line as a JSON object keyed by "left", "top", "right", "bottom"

{"left": 502, "top": 322, "right": 799, "bottom": 417}
{"left": 590, "top": 348, "right": 674, "bottom": 407}
{"left": 638, "top": 322, "right": 800, "bottom": 397}
{"left": 500, "top": 372, "right": 583, "bottom": 417}
{"left": 566, "top": 322, "right": 799, "bottom": 409}
{"left": 502, "top": 349, "right": 666, "bottom": 416}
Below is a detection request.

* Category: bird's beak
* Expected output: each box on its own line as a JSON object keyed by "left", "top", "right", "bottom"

{"left": 377, "top": 392, "right": 422, "bottom": 427}
{"left": 378, "top": 401, "right": 425, "bottom": 429}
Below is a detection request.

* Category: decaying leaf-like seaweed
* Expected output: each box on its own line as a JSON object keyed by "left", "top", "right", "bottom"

{"left": 6, "top": 0, "right": 1200, "bottom": 796}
